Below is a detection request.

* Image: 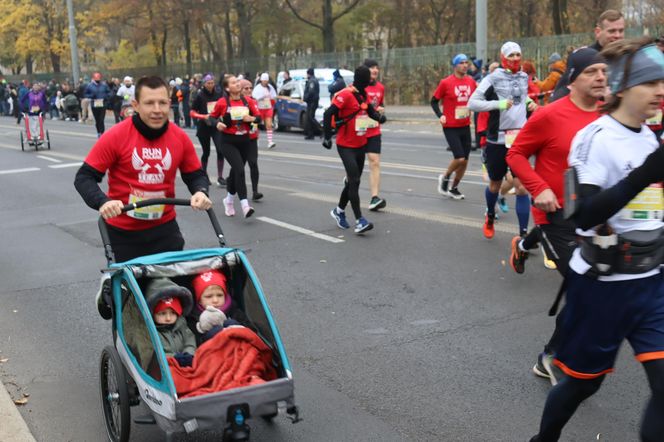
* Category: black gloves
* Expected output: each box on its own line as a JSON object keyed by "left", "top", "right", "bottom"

{"left": 322, "top": 138, "right": 333, "bottom": 150}
{"left": 174, "top": 352, "right": 194, "bottom": 367}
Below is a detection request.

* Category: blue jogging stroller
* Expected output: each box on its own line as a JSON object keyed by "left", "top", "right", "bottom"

{"left": 96, "top": 198, "right": 300, "bottom": 442}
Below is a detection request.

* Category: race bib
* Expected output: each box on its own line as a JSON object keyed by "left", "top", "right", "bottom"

{"left": 355, "top": 115, "right": 378, "bottom": 134}
{"left": 30, "top": 106, "right": 40, "bottom": 113}
{"left": 127, "top": 190, "right": 166, "bottom": 220}
{"left": 504, "top": 129, "right": 520, "bottom": 148}
{"left": 455, "top": 106, "right": 470, "bottom": 119}
{"left": 258, "top": 98, "right": 272, "bottom": 110}
{"left": 621, "top": 184, "right": 664, "bottom": 220}
{"left": 93, "top": 99, "right": 105, "bottom": 108}
{"left": 646, "top": 109, "right": 663, "bottom": 126}
{"left": 206, "top": 102, "right": 216, "bottom": 114}
{"left": 229, "top": 106, "right": 249, "bottom": 121}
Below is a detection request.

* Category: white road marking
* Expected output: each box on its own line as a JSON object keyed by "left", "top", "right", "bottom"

{"left": 49, "top": 162, "right": 82, "bottom": 169}
{"left": 36, "top": 155, "right": 62, "bottom": 163}
{"left": 0, "top": 167, "right": 40, "bottom": 175}
{"left": 259, "top": 183, "right": 519, "bottom": 234}
{"left": 257, "top": 216, "right": 345, "bottom": 243}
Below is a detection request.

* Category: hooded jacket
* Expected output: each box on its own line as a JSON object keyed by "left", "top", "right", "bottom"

{"left": 156, "top": 316, "right": 197, "bottom": 357}
{"left": 536, "top": 60, "right": 567, "bottom": 102}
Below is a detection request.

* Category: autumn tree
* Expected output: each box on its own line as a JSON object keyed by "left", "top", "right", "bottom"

{"left": 284, "top": 0, "right": 362, "bottom": 52}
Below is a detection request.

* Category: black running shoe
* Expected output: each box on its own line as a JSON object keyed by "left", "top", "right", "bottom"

{"left": 217, "top": 177, "right": 226, "bottom": 187}
{"left": 448, "top": 187, "right": 465, "bottom": 200}
{"left": 369, "top": 196, "right": 386, "bottom": 211}
{"left": 252, "top": 192, "right": 264, "bottom": 201}
{"left": 533, "top": 352, "right": 565, "bottom": 386}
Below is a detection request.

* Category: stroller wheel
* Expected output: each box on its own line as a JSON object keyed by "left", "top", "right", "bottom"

{"left": 46, "top": 130, "right": 51, "bottom": 150}
{"left": 20, "top": 132, "right": 24, "bottom": 152}
{"left": 100, "top": 346, "right": 131, "bottom": 442}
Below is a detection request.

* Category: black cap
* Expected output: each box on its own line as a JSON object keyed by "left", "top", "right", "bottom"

{"left": 568, "top": 47, "right": 605, "bottom": 84}
{"left": 307, "top": 67, "right": 315, "bottom": 76}
{"left": 363, "top": 58, "right": 379, "bottom": 68}
{"left": 353, "top": 65, "right": 371, "bottom": 93}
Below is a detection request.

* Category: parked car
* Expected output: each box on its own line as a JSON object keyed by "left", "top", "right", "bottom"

{"left": 273, "top": 69, "right": 353, "bottom": 132}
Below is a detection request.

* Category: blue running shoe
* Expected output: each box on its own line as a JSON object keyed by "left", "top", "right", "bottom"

{"left": 354, "top": 217, "right": 374, "bottom": 234}
{"left": 498, "top": 196, "right": 509, "bottom": 213}
{"left": 331, "top": 207, "right": 350, "bottom": 229}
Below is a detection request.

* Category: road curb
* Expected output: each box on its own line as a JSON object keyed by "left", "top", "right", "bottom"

{"left": 0, "top": 380, "right": 36, "bottom": 442}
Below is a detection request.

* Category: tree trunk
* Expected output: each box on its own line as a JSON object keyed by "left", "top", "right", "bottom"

{"left": 26, "top": 56, "right": 33, "bottom": 75}
{"left": 322, "top": 0, "right": 334, "bottom": 53}
{"left": 224, "top": 8, "right": 233, "bottom": 70}
{"left": 161, "top": 29, "right": 168, "bottom": 67}
{"left": 147, "top": 3, "right": 162, "bottom": 65}
{"left": 551, "top": 0, "right": 560, "bottom": 34}
{"left": 184, "top": 19, "right": 192, "bottom": 75}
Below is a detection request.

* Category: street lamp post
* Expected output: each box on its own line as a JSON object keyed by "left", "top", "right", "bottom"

{"left": 66, "top": 0, "right": 81, "bottom": 84}
{"left": 476, "top": 0, "right": 487, "bottom": 64}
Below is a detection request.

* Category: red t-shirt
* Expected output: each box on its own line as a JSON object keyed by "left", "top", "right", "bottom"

{"left": 506, "top": 96, "right": 600, "bottom": 225}
{"left": 84, "top": 119, "right": 202, "bottom": 231}
{"left": 331, "top": 88, "right": 369, "bottom": 148}
{"left": 209, "top": 96, "right": 260, "bottom": 136}
{"left": 365, "top": 81, "right": 385, "bottom": 138}
{"left": 432, "top": 74, "right": 477, "bottom": 128}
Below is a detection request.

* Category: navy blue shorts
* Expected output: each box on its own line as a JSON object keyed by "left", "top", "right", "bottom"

{"left": 554, "top": 270, "right": 664, "bottom": 379}
{"left": 484, "top": 142, "right": 509, "bottom": 181}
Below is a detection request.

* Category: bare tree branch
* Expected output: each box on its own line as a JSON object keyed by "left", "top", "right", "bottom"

{"left": 331, "top": 0, "right": 362, "bottom": 23}
{"left": 284, "top": 0, "right": 324, "bottom": 30}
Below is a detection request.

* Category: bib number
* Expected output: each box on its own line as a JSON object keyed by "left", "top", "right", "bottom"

{"left": 621, "top": 184, "right": 664, "bottom": 220}
{"left": 93, "top": 99, "right": 105, "bottom": 108}
{"left": 30, "top": 106, "right": 40, "bottom": 113}
{"left": 646, "top": 109, "right": 663, "bottom": 126}
{"left": 229, "top": 106, "right": 249, "bottom": 121}
{"left": 504, "top": 129, "right": 520, "bottom": 148}
{"left": 206, "top": 102, "right": 216, "bottom": 113}
{"left": 355, "top": 115, "right": 377, "bottom": 134}
{"left": 127, "top": 190, "right": 166, "bottom": 220}
{"left": 258, "top": 98, "right": 272, "bottom": 110}
{"left": 454, "top": 106, "right": 470, "bottom": 119}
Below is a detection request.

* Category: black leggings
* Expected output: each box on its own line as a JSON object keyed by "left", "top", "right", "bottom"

{"left": 247, "top": 139, "right": 259, "bottom": 193}
{"left": 197, "top": 130, "right": 223, "bottom": 177}
{"left": 534, "top": 359, "right": 664, "bottom": 441}
{"left": 337, "top": 145, "right": 366, "bottom": 219}
{"left": 222, "top": 134, "right": 252, "bottom": 200}
{"left": 92, "top": 107, "right": 106, "bottom": 134}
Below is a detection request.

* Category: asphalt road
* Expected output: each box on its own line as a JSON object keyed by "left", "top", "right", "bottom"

{"left": 0, "top": 114, "right": 650, "bottom": 441}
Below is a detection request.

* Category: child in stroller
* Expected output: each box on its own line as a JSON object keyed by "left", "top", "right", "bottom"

{"left": 62, "top": 92, "right": 79, "bottom": 121}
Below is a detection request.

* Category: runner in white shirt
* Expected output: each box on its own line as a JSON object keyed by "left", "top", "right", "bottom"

{"left": 252, "top": 73, "right": 277, "bottom": 149}
{"left": 531, "top": 37, "right": 664, "bottom": 442}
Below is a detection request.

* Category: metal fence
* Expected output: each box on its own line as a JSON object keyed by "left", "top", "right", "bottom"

{"left": 5, "top": 26, "right": 655, "bottom": 104}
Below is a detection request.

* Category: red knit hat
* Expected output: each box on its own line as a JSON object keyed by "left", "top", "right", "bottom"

{"left": 153, "top": 297, "right": 183, "bottom": 316}
{"left": 192, "top": 270, "right": 227, "bottom": 302}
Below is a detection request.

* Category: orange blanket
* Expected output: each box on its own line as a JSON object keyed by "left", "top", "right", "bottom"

{"left": 168, "top": 326, "right": 277, "bottom": 398}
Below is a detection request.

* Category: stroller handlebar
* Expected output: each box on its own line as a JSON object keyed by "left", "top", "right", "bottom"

{"left": 98, "top": 198, "right": 226, "bottom": 265}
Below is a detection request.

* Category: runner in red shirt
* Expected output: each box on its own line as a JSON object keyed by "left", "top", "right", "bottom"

{"left": 251, "top": 73, "right": 277, "bottom": 149}
{"left": 241, "top": 79, "right": 262, "bottom": 201}
{"left": 323, "top": 65, "right": 386, "bottom": 234}
{"left": 505, "top": 47, "right": 607, "bottom": 384}
{"left": 431, "top": 53, "right": 477, "bottom": 199}
{"left": 209, "top": 75, "right": 261, "bottom": 218}
{"left": 363, "top": 59, "right": 387, "bottom": 211}
{"left": 74, "top": 76, "right": 211, "bottom": 318}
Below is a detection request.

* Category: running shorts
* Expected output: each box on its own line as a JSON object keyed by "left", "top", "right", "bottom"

{"left": 443, "top": 126, "right": 472, "bottom": 160}
{"left": 365, "top": 134, "right": 381, "bottom": 154}
{"left": 259, "top": 108, "right": 274, "bottom": 120}
{"left": 484, "top": 142, "right": 509, "bottom": 181}
{"left": 554, "top": 270, "right": 664, "bottom": 379}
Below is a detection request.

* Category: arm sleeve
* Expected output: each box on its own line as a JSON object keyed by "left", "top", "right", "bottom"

{"left": 574, "top": 181, "right": 641, "bottom": 230}
{"left": 430, "top": 96, "right": 442, "bottom": 118}
{"left": 505, "top": 112, "right": 551, "bottom": 197}
{"left": 251, "top": 85, "right": 262, "bottom": 100}
{"left": 468, "top": 76, "right": 501, "bottom": 112}
{"left": 323, "top": 103, "right": 340, "bottom": 140}
{"left": 74, "top": 162, "right": 111, "bottom": 210}
{"left": 367, "top": 103, "right": 385, "bottom": 123}
{"left": 183, "top": 329, "right": 197, "bottom": 355}
{"left": 269, "top": 85, "right": 277, "bottom": 100}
